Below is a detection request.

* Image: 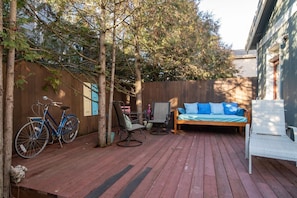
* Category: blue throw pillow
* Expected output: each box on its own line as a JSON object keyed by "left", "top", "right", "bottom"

{"left": 223, "top": 102, "right": 238, "bottom": 115}
{"left": 236, "top": 108, "right": 245, "bottom": 116}
{"left": 178, "top": 108, "right": 186, "bottom": 114}
{"left": 198, "top": 103, "right": 211, "bottom": 114}
{"left": 184, "top": 103, "right": 198, "bottom": 114}
{"left": 209, "top": 102, "right": 224, "bottom": 115}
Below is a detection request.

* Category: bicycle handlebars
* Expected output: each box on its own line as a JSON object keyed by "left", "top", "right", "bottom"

{"left": 32, "top": 96, "right": 67, "bottom": 116}
{"left": 42, "top": 96, "right": 63, "bottom": 107}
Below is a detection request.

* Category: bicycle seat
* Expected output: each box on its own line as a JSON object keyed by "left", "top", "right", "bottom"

{"left": 60, "top": 106, "right": 70, "bottom": 110}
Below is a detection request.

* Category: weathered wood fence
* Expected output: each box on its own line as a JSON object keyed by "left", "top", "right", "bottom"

{"left": 14, "top": 61, "right": 124, "bottom": 137}
{"left": 138, "top": 78, "right": 257, "bottom": 113}
{"left": 14, "top": 61, "right": 257, "bottom": 137}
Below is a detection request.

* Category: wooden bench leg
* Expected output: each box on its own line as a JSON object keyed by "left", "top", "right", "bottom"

{"left": 173, "top": 124, "right": 182, "bottom": 134}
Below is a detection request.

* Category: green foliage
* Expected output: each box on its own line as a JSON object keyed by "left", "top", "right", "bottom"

{"left": 136, "top": 0, "right": 236, "bottom": 81}
{"left": 42, "top": 68, "right": 62, "bottom": 93}
{"left": 15, "top": 0, "right": 237, "bottom": 91}
{"left": 15, "top": 72, "right": 35, "bottom": 90}
{"left": 1, "top": 1, "right": 43, "bottom": 63}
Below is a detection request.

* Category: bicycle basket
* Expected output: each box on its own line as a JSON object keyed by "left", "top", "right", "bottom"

{"left": 31, "top": 102, "right": 44, "bottom": 117}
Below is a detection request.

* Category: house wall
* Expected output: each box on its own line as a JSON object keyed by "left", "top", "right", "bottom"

{"left": 232, "top": 50, "right": 257, "bottom": 77}
{"left": 256, "top": 0, "right": 297, "bottom": 126}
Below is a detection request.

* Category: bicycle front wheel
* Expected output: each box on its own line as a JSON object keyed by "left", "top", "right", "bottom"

{"left": 14, "top": 121, "right": 49, "bottom": 159}
{"left": 61, "top": 115, "right": 79, "bottom": 143}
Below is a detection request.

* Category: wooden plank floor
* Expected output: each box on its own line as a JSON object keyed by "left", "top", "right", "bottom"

{"left": 11, "top": 127, "right": 297, "bottom": 198}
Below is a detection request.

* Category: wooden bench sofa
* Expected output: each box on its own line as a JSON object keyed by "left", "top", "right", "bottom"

{"left": 173, "top": 102, "right": 250, "bottom": 134}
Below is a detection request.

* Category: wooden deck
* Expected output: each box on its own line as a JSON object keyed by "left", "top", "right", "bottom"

{"left": 11, "top": 127, "right": 297, "bottom": 198}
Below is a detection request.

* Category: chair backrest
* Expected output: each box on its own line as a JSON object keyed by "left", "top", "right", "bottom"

{"left": 251, "top": 100, "right": 286, "bottom": 136}
{"left": 152, "top": 102, "right": 170, "bottom": 120}
{"left": 113, "top": 101, "right": 127, "bottom": 129}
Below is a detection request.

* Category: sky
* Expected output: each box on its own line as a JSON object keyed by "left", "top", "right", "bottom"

{"left": 199, "top": 0, "right": 259, "bottom": 50}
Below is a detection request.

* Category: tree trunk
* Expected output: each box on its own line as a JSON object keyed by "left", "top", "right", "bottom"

{"left": 3, "top": 0, "right": 17, "bottom": 197}
{"left": 134, "top": 34, "right": 143, "bottom": 124}
{"left": 0, "top": 0, "right": 4, "bottom": 196}
{"left": 98, "top": 3, "right": 107, "bottom": 147}
{"left": 107, "top": 2, "right": 117, "bottom": 145}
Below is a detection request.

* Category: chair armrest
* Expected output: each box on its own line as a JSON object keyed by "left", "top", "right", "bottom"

{"left": 245, "top": 123, "right": 250, "bottom": 159}
{"left": 287, "top": 126, "right": 297, "bottom": 142}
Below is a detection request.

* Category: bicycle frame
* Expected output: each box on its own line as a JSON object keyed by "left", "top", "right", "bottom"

{"left": 45, "top": 107, "right": 66, "bottom": 135}
{"left": 30, "top": 102, "right": 68, "bottom": 147}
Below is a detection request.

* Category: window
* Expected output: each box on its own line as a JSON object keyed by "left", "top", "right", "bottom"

{"left": 83, "top": 82, "right": 99, "bottom": 116}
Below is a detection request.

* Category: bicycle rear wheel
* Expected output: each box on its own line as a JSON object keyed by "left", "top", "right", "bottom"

{"left": 14, "top": 121, "right": 49, "bottom": 159}
{"left": 61, "top": 115, "right": 79, "bottom": 143}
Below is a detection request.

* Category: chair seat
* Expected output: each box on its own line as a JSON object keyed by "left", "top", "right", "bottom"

{"left": 148, "top": 119, "right": 166, "bottom": 124}
{"left": 250, "top": 134, "right": 297, "bottom": 161}
{"left": 128, "top": 124, "right": 145, "bottom": 131}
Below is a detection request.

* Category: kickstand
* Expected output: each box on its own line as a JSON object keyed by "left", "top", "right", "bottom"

{"left": 58, "top": 137, "right": 63, "bottom": 148}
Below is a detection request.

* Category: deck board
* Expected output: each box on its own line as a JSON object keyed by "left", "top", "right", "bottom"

{"left": 189, "top": 134, "right": 204, "bottom": 198}
{"left": 212, "top": 135, "right": 237, "bottom": 197}
{"left": 221, "top": 135, "right": 250, "bottom": 198}
{"left": 203, "top": 134, "right": 218, "bottom": 198}
{"left": 175, "top": 135, "right": 198, "bottom": 198}
{"left": 11, "top": 128, "right": 297, "bottom": 198}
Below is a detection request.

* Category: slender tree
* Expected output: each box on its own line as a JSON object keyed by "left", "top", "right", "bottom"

{"left": 122, "top": 0, "right": 144, "bottom": 123}
{"left": 134, "top": 33, "right": 143, "bottom": 123}
{"left": 107, "top": 0, "right": 117, "bottom": 144}
{"left": 3, "top": 0, "right": 17, "bottom": 197}
{"left": 0, "top": 0, "right": 4, "bottom": 196}
{"left": 98, "top": 0, "right": 107, "bottom": 147}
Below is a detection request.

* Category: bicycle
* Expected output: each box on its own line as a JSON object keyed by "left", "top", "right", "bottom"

{"left": 14, "top": 96, "right": 80, "bottom": 159}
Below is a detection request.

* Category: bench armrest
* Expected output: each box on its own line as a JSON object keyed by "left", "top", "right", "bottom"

{"left": 174, "top": 109, "right": 179, "bottom": 117}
